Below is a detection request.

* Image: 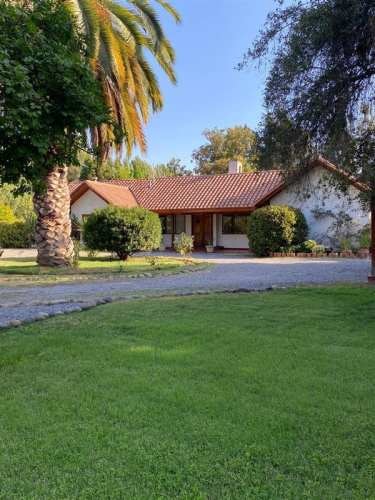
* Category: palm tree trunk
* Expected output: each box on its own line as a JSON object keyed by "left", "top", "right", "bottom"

{"left": 33, "top": 165, "right": 74, "bottom": 267}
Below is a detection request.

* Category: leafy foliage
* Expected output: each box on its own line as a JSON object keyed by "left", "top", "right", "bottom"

{"left": 192, "top": 126, "right": 259, "bottom": 175}
{"left": 79, "top": 155, "right": 189, "bottom": 180}
{"left": 0, "top": 205, "right": 18, "bottom": 224}
{"left": 0, "top": 184, "right": 36, "bottom": 248}
{"left": 248, "top": 206, "right": 308, "bottom": 257}
{"left": 83, "top": 206, "right": 161, "bottom": 260}
{"left": 174, "top": 232, "right": 194, "bottom": 256}
{"left": 0, "top": 183, "right": 35, "bottom": 223}
{"left": 0, "top": 220, "right": 35, "bottom": 248}
{"left": 241, "top": 0, "right": 375, "bottom": 196}
{"left": 0, "top": 0, "right": 109, "bottom": 192}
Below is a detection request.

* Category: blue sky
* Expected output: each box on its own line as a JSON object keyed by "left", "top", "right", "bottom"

{"left": 138, "top": 0, "right": 276, "bottom": 169}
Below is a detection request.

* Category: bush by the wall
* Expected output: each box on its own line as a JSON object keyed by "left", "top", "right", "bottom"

{"left": 293, "top": 209, "right": 309, "bottom": 245}
{"left": 0, "top": 219, "right": 35, "bottom": 248}
{"left": 83, "top": 206, "right": 161, "bottom": 260}
{"left": 247, "top": 205, "right": 308, "bottom": 257}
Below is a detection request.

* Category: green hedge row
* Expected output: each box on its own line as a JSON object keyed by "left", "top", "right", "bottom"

{"left": 0, "top": 220, "right": 35, "bottom": 248}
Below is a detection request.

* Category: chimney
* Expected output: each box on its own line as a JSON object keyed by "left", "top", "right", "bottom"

{"left": 228, "top": 160, "right": 243, "bottom": 174}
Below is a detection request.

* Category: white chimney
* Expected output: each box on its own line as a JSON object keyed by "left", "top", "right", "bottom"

{"left": 228, "top": 160, "right": 243, "bottom": 174}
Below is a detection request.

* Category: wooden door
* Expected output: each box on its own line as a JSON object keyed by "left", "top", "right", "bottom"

{"left": 192, "top": 214, "right": 212, "bottom": 248}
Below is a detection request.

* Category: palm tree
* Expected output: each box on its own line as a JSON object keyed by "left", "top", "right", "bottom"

{"left": 34, "top": 0, "right": 180, "bottom": 266}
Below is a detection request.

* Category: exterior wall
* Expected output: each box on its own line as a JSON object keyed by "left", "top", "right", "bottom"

{"left": 71, "top": 190, "right": 108, "bottom": 222}
{"left": 270, "top": 167, "right": 369, "bottom": 246}
{"left": 215, "top": 214, "right": 249, "bottom": 249}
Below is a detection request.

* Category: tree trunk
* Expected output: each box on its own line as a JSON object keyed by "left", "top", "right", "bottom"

{"left": 33, "top": 165, "right": 74, "bottom": 267}
{"left": 370, "top": 197, "right": 375, "bottom": 280}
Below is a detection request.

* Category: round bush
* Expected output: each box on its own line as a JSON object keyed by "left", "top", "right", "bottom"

{"left": 83, "top": 206, "right": 162, "bottom": 260}
{"left": 247, "top": 205, "right": 308, "bottom": 257}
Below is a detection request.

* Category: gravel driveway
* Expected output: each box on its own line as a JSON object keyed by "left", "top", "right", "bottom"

{"left": 0, "top": 255, "right": 370, "bottom": 328}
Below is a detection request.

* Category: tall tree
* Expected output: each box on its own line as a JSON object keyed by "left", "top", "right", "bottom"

{"left": 192, "top": 126, "right": 258, "bottom": 175}
{"left": 241, "top": 0, "right": 375, "bottom": 278}
{"left": 1, "top": 0, "right": 179, "bottom": 266}
{"left": 0, "top": 0, "right": 108, "bottom": 266}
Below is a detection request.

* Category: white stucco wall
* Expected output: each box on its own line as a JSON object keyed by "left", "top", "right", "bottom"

{"left": 71, "top": 190, "right": 108, "bottom": 222}
{"left": 215, "top": 214, "right": 249, "bottom": 249}
{"left": 270, "top": 167, "right": 370, "bottom": 246}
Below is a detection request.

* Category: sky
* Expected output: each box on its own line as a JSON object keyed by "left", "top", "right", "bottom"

{"left": 138, "top": 0, "right": 276, "bottom": 170}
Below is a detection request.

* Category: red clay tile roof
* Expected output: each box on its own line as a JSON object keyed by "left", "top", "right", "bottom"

{"left": 70, "top": 157, "right": 368, "bottom": 213}
{"left": 70, "top": 180, "right": 138, "bottom": 208}
{"left": 70, "top": 171, "right": 285, "bottom": 213}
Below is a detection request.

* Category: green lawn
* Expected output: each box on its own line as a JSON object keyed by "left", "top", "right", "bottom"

{"left": 1, "top": 287, "right": 375, "bottom": 498}
{"left": 0, "top": 255, "right": 199, "bottom": 285}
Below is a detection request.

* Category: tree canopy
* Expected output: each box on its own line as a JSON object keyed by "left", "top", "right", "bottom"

{"left": 241, "top": 0, "right": 375, "bottom": 275}
{"left": 0, "top": 0, "right": 108, "bottom": 192}
{"left": 76, "top": 155, "right": 189, "bottom": 180}
{"left": 240, "top": 0, "right": 375, "bottom": 198}
{"left": 192, "top": 126, "right": 258, "bottom": 175}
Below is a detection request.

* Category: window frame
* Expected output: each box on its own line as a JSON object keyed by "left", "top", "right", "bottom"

{"left": 221, "top": 214, "right": 249, "bottom": 235}
{"left": 160, "top": 214, "right": 186, "bottom": 235}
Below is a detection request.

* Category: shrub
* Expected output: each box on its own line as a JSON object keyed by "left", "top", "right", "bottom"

{"left": 358, "top": 224, "right": 371, "bottom": 249}
{"left": 83, "top": 206, "right": 161, "bottom": 260}
{"left": 313, "top": 244, "right": 326, "bottom": 254}
{"left": 247, "top": 205, "right": 308, "bottom": 257}
{"left": 0, "top": 219, "right": 35, "bottom": 248}
{"left": 174, "top": 232, "right": 194, "bottom": 256}
{"left": 299, "top": 240, "right": 318, "bottom": 253}
{"left": 0, "top": 204, "right": 19, "bottom": 224}
{"left": 293, "top": 209, "right": 309, "bottom": 245}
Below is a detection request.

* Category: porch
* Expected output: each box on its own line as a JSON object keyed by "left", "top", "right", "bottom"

{"left": 159, "top": 213, "right": 250, "bottom": 251}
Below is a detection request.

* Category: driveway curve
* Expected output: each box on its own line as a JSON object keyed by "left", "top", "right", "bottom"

{"left": 0, "top": 256, "right": 370, "bottom": 327}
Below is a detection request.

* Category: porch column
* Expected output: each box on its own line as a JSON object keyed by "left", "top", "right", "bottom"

{"left": 212, "top": 214, "right": 217, "bottom": 247}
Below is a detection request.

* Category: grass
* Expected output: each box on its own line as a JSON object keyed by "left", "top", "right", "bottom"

{"left": 0, "top": 255, "right": 201, "bottom": 285}
{"left": 0, "top": 286, "right": 375, "bottom": 498}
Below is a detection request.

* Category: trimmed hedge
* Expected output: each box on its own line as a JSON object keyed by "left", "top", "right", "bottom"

{"left": 247, "top": 205, "right": 308, "bottom": 257}
{"left": 0, "top": 220, "right": 35, "bottom": 248}
{"left": 83, "top": 206, "right": 162, "bottom": 260}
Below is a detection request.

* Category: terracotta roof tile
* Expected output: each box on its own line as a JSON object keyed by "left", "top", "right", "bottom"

{"left": 70, "top": 180, "right": 138, "bottom": 208}
{"left": 70, "top": 171, "right": 285, "bottom": 212}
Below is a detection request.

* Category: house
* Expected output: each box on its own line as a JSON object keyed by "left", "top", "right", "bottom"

{"left": 70, "top": 157, "right": 370, "bottom": 251}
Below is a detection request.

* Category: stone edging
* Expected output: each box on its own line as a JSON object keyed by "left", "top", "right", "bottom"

{"left": 270, "top": 251, "right": 370, "bottom": 259}
{"left": 1, "top": 285, "right": 280, "bottom": 330}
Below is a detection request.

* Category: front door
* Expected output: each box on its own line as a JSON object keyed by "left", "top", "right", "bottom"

{"left": 192, "top": 214, "right": 212, "bottom": 248}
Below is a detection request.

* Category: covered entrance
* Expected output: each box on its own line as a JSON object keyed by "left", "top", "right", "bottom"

{"left": 192, "top": 214, "right": 213, "bottom": 248}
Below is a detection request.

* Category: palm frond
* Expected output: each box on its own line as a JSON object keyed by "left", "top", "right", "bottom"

{"left": 64, "top": 0, "right": 180, "bottom": 156}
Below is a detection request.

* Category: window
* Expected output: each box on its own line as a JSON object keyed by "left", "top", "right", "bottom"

{"left": 222, "top": 214, "right": 248, "bottom": 234}
{"left": 160, "top": 215, "right": 173, "bottom": 234}
{"left": 175, "top": 215, "right": 185, "bottom": 234}
{"left": 160, "top": 215, "right": 185, "bottom": 234}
